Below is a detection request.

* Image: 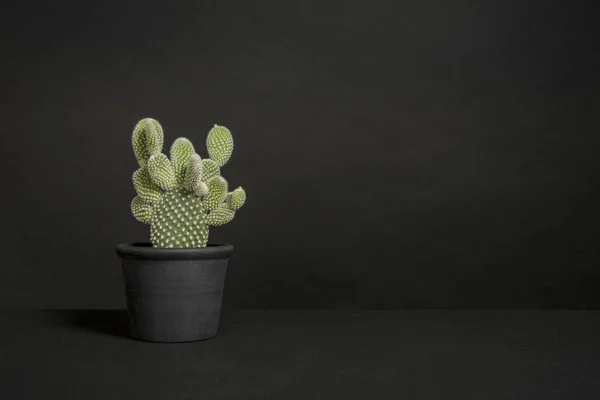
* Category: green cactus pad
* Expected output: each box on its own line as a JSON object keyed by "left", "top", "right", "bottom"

{"left": 184, "top": 153, "right": 203, "bottom": 191}
{"left": 132, "top": 168, "right": 162, "bottom": 204}
{"left": 170, "top": 138, "right": 195, "bottom": 185}
{"left": 226, "top": 187, "right": 246, "bottom": 211}
{"left": 201, "top": 158, "right": 220, "bottom": 182}
{"left": 130, "top": 118, "right": 246, "bottom": 248}
{"left": 131, "top": 196, "right": 154, "bottom": 224}
{"left": 207, "top": 203, "right": 235, "bottom": 226}
{"left": 194, "top": 181, "right": 209, "bottom": 198}
{"left": 147, "top": 153, "right": 177, "bottom": 191}
{"left": 203, "top": 176, "right": 228, "bottom": 212}
{"left": 150, "top": 189, "right": 209, "bottom": 248}
{"left": 132, "top": 118, "right": 164, "bottom": 167}
{"left": 206, "top": 125, "right": 233, "bottom": 167}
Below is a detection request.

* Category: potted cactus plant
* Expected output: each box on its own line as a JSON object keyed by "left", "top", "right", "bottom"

{"left": 115, "top": 118, "right": 246, "bottom": 343}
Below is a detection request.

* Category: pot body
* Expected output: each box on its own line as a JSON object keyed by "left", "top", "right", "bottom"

{"left": 115, "top": 242, "right": 233, "bottom": 342}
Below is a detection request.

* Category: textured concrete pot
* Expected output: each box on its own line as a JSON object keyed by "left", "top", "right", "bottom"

{"left": 115, "top": 242, "right": 233, "bottom": 343}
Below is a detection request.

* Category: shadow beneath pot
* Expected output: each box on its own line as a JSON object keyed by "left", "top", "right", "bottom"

{"left": 60, "top": 309, "right": 131, "bottom": 339}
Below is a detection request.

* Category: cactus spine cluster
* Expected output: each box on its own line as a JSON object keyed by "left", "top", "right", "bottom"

{"left": 130, "top": 118, "right": 246, "bottom": 248}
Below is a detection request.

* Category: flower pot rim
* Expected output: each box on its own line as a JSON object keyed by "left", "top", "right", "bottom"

{"left": 116, "top": 242, "right": 234, "bottom": 261}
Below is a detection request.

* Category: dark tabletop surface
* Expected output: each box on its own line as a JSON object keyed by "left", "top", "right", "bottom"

{"left": 1, "top": 309, "right": 599, "bottom": 399}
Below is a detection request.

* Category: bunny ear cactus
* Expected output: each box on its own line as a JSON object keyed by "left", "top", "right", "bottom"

{"left": 130, "top": 119, "right": 246, "bottom": 248}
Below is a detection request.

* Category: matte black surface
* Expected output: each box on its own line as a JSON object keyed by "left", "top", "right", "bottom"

{"left": 2, "top": 1, "right": 599, "bottom": 309}
{"left": 1, "top": 310, "right": 600, "bottom": 399}
{"left": 116, "top": 242, "right": 234, "bottom": 260}
{"left": 117, "top": 243, "right": 231, "bottom": 342}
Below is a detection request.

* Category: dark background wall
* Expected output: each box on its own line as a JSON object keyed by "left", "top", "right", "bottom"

{"left": 1, "top": 0, "right": 598, "bottom": 309}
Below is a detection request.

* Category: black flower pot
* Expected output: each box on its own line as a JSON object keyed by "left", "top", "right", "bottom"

{"left": 115, "top": 242, "right": 233, "bottom": 343}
